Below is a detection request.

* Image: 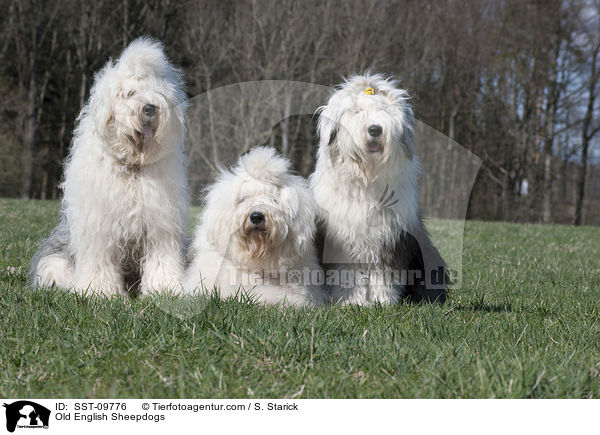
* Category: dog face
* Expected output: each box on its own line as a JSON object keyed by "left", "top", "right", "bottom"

{"left": 87, "top": 38, "right": 186, "bottom": 166}
{"left": 234, "top": 179, "right": 291, "bottom": 265}
{"left": 202, "top": 147, "right": 316, "bottom": 270}
{"left": 318, "top": 73, "right": 415, "bottom": 181}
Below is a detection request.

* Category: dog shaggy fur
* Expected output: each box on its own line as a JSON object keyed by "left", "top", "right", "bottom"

{"left": 30, "top": 37, "right": 188, "bottom": 295}
{"left": 183, "top": 146, "right": 326, "bottom": 306}
{"left": 310, "top": 73, "right": 447, "bottom": 305}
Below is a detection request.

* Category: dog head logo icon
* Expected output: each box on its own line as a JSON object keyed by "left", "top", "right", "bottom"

{"left": 3, "top": 401, "right": 50, "bottom": 433}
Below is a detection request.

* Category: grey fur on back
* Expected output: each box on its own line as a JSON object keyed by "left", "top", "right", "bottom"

{"left": 28, "top": 213, "right": 73, "bottom": 286}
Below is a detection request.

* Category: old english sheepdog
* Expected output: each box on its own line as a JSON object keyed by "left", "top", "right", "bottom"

{"left": 30, "top": 37, "right": 188, "bottom": 295}
{"left": 310, "top": 73, "right": 447, "bottom": 305}
{"left": 183, "top": 146, "right": 326, "bottom": 306}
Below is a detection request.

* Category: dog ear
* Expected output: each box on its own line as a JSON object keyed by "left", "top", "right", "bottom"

{"left": 203, "top": 203, "right": 227, "bottom": 249}
{"left": 88, "top": 62, "right": 116, "bottom": 134}
{"left": 400, "top": 102, "right": 415, "bottom": 160}
{"left": 317, "top": 113, "right": 341, "bottom": 162}
{"left": 316, "top": 105, "right": 337, "bottom": 149}
{"left": 279, "top": 182, "right": 299, "bottom": 220}
{"left": 328, "top": 128, "right": 337, "bottom": 146}
{"left": 202, "top": 171, "right": 238, "bottom": 252}
{"left": 280, "top": 178, "right": 317, "bottom": 259}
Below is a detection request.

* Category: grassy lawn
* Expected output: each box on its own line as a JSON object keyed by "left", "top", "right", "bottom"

{"left": 0, "top": 198, "right": 599, "bottom": 398}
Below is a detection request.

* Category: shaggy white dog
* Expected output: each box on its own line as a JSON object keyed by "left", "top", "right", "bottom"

{"left": 30, "top": 37, "right": 188, "bottom": 295}
{"left": 184, "top": 147, "right": 326, "bottom": 306}
{"left": 310, "top": 73, "right": 447, "bottom": 305}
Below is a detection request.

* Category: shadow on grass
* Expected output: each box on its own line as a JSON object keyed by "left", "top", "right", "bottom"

{"left": 453, "top": 302, "right": 512, "bottom": 313}
{"left": 452, "top": 294, "right": 513, "bottom": 313}
{"left": 452, "top": 296, "right": 557, "bottom": 317}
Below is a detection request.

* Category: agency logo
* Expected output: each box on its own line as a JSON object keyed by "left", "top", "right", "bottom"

{"left": 2, "top": 401, "right": 50, "bottom": 433}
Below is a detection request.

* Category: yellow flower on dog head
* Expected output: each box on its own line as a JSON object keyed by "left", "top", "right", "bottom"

{"left": 365, "top": 87, "right": 375, "bottom": 95}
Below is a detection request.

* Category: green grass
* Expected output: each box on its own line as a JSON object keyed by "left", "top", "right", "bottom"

{"left": 1, "top": 198, "right": 599, "bottom": 398}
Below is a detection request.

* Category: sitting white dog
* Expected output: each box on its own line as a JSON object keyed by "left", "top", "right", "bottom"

{"left": 30, "top": 37, "right": 188, "bottom": 295}
{"left": 310, "top": 73, "right": 447, "bottom": 305}
{"left": 184, "top": 146, "right": 326, "bottom": 306}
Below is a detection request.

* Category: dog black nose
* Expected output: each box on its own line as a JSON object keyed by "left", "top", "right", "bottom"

{"left": 249, "top": 211, "right": 265, "bottom": 225}
{"left": 368, "top": 124, "right": 382, "bottom": 137}
{"left": 143, "top": 104, "right": 157, "bottom": 117}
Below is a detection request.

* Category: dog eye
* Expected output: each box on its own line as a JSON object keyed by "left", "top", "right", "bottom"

{"left": 127, "top": 90, "right": 136, "bottom": 97}
{"left": 235, "top": 196, "right": 247, "bottom": 205}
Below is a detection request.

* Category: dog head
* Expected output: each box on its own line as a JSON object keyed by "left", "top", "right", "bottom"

{"left": 317, "top": 73, "right": 415, "bottom": 182}
{"left": 201, "top": 146, "right": 316, "bottom": 270}
{"left": 85, "top": 37, "right": 186, "bottom": 166}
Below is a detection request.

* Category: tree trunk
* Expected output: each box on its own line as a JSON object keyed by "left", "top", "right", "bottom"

{"left": 574, "top": 141, "right": 588, "bottom": 226}
{"left": 281, "top": 93, "right": 292, "bottom": 158}
{"left": 541, "top": 33, "right": 562, "bottom": 224}
{"left": 22, "top": 81, "right": 38, "bottom": 199}
{"left": 541, "top": 152, "right": 552, "bottom": 223}
{"left": 40, "top": 168, "right": 48, "bottom": 200}
{"left": 22, "top": 24, "right": 40, "bottom": 199}
{"left": 123, "top": 0, "right": 129, "bottom": 50}
{"left": 575, "top": 37, "right": 599, "bottom": 226}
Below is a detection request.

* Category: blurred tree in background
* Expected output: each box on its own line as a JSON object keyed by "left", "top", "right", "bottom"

{"left": 0, "top": 0, "right": 599, "bottom": 224}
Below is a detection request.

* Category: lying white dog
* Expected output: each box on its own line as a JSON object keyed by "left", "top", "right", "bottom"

{"left": 30, "top": 37, "right": 188, "bottom": 295}
{"left": 184, "top": 147, "right": 327, "bottom": 306}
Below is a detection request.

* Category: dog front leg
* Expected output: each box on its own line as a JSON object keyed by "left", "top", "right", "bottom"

{"left": 140, "top": 232, "right": 184, "bottom": 294}
{"left": 74, "top": 246, "right": 123, "bottom": 296}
